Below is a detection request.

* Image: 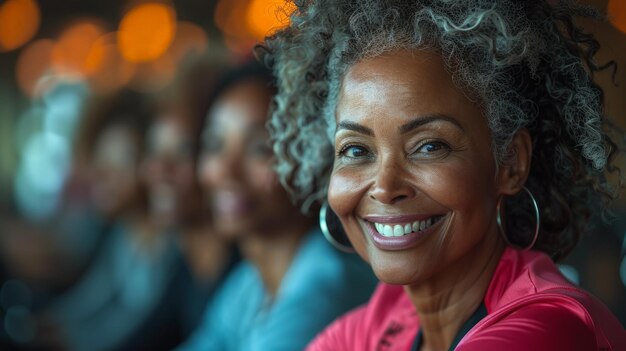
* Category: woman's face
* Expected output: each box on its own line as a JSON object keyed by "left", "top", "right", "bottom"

{"left": 329, "top": 50, "right": 503, "bottom": 285}
{"left": 91, "top": 124, "right": 141, "bottom": 218}
{"left": 142, "top": 116, "right": 198, "bottom": 226}
{"left": 198, "top": 79, "right": 296, "bottom": 237}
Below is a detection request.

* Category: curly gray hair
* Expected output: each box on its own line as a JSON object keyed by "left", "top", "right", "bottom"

{"left": 258, "top": 0, "right": 622, "bottom": 261}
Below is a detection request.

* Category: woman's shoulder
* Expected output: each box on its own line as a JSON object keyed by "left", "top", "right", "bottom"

{"left": 209, "top": 260, "right": 262, "bottom": 307}
{"left": 458, "top": 301, "right": 599, "bottom": 350}
{"left": 472, "top": 247, "right": 626, "bottom": 350}
{"left": 307, "top": 283, "right": 419, "bottom": 351}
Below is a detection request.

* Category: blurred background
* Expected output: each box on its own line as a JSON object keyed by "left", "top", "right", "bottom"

{"left": 0, "top": 0, "right": 624, "bottom": 350}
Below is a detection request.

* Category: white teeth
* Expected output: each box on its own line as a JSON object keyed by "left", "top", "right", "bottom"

{"left": 372, "top": 216, "right": 441, "bottom": 237}
{"left": 404, "top": 224, "right": 411, "bottom": 234}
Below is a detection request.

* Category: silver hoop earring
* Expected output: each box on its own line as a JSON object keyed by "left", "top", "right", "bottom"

{"left": 496, "top": 186, "right": 540, "bottom": 251}
{"left": 319, "top": 202, "right": 355, "bottom": 253}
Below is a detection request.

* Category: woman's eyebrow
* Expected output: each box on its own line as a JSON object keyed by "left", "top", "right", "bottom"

{"left": 336, "top": 114, "right": 464, "bottom": 136}
{"left": 336, "top": 120, "right": 374, "bottom": 136}
{"left": 399, "top": 114, "right": 465, "bottom": 134}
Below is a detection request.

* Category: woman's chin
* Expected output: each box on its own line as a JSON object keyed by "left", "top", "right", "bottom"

{"left": 369, "top": 253, "right": 431, "bottom": 286}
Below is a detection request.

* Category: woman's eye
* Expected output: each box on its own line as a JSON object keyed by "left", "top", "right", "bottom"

{"left": 340, "top": 145, "right": 369, "bottom": 158}
{"left": 415, "top": 141, "right": 450, "bottom": 155}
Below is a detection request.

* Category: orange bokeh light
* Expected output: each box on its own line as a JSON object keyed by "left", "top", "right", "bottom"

{"left": 215, "top": 0, "right": 294, "bottom": 55}
{"left": 246, "top": 0, "right": 295, "bottom": 40}
{"left": 0, "top": 0, "right": 41, "bottom": 52}
{"left": 125, "top": 21, "right": 209, "bottom": 93}
{"left": 88, "top": 33, "right": 136, "bottom": 94}
{"left": 16, "top": 39, "right": 55, "bottom": 97}
{"left": 51, "top": 21, "right": 107, "bottom": 77}
{"left": 608, "top": 0, "right": 626, "bottom": 34}
{"left": 215, "top": 0, "right": 250, "bottom": 38}
{"left": 214, "top": 0, "right": 258, "bottom": 54}
{"left": 118, "top": 3, "right": 177, "bottom": 63}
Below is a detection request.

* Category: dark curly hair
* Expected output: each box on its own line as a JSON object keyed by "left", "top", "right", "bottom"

{"left": 258, "top": 0, "right": 623, "bottom": 261}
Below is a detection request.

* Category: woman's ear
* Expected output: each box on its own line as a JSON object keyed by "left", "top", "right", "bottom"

{"left": 497, "top": 128, "right": 532, "bottom": 195}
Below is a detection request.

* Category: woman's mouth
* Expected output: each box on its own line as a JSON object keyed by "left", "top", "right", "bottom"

{"left": 372, "top": 215, "right": 445, "bottom": 237}
{"left": 363, "top": 214, "right": 448, "bottom": 251}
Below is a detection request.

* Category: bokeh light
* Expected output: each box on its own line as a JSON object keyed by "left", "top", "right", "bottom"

{"left": 214, "top": 0, "right": 249, "bottom": 39}
{"left": 15, "top": 39, "right": 55, "bottom": 97}
{"left": 15, "top": 131, "right": 71, "bottom": 219}
{"left": 125, "top": 21, "right": 208, "bottom": 93}
{"left": 246, "top": 0, "right": 295, "bottom": 41}
{"left": 51, "top": 20, "right": 107, "bottom": 77}
{"left": 608, "top": 0, "right": 626, "bottom": 34}
{"left": 0, "top": 0, "right": 41, "bottom": 52}
{"left": 118, "top": 3, "right": 177, "bottom": 63}
{"left": 215, "top": 0, "right": 294, "bottom": 55}
{"left": 88, "top": 33, "right": 136, "bottom": 94}
{"left": 41, "top": 82, "right": 89, "bottom": 138}
{"left": 214, "top": 0, "right": 257, "bottom": 54}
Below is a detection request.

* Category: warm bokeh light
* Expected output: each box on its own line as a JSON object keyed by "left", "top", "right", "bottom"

{"left": 214, "top": 0, "right": 257, "bottom": 54}
{"left": 51, "top": 21, "right": 106, "bottom": 77}
{"left": 0, "top": 0, "right": 41, "bottom": 52}
{"left": 215, "top": 0, "right": 250, "bottom": 38}
{"left": 214, "top": 0, "right": 294, "bottom": 55}
{"left": 15, "top": 39, "right": 54, "bottom": 97}
{"left": 124, "top": 21, "right": 208, "bottom": 93}
{"left": 88, "top": 33, "right": 136, "bottom": 94}
{"left": 246, "top": 0, "right": 295, "bottom": 40}
{"left": 608, "top": 0, "right": 626, "bottom": 34}
{"left": 118, "top": 3, "right": 177, "bottom": 63}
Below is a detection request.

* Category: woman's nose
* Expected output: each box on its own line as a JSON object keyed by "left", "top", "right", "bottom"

{"left": 368, "top": 157, "right": 416, "bottom": 205}
{"left": 221, "top": 154, "right": 244, "bottom": 180}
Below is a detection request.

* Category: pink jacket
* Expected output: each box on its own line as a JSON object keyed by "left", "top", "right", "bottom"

{"left": 307, "top": 247, "right": 626, "bottom": 350}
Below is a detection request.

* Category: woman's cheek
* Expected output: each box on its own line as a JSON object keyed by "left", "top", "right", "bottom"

{"left": 249, "top": 160, "right": 279, "bottom": 193}
{"left": 328, "top": 170, "right": 367, "bottom": 217}
{"left": 329, "top": 169, "right": 372, "bottom": 262}
{"left": 199, "top": 158, "right": 222, "bottom": 188}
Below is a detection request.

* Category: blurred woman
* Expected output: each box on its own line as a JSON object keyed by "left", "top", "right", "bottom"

{"left": 44, "top": 90, "right": 202, "bottom": 351}
{"left": 140, "top": 66, "right": 238, "bottom": 335}
{"left": 179, "top": 62, "right": 377, "bottom": 351}
{"left": 141, "top": 57, "right": 236, "bottom": 293}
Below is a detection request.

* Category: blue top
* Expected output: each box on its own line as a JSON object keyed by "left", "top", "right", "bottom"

{"left": 47, "top": 222, "right": 227, "bottom": 351}
{"left": 179, "top": 229, "right": 378, "bottom": 351}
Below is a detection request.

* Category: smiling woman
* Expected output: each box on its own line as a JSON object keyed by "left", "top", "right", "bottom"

{"left": 330, "top": 50, "right": 506, "bottom": 288}
{"left": 259, "top": 0, "right": 626, "bottom": 350}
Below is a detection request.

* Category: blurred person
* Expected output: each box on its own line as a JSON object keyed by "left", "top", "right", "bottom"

{"left": 41, "top": 90, "right": 200, "bottom": 351}
{"left": 139, "top": 59, "right": 240, "bottom": 339}
{"left": 178, "top": 62, "right": 378, "bottom": 351}
{"left": 142, "top": 56, "right": 238, "bottom": 290}
{"left": 140, "top": 113, "right": 236, "bottom": 336}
